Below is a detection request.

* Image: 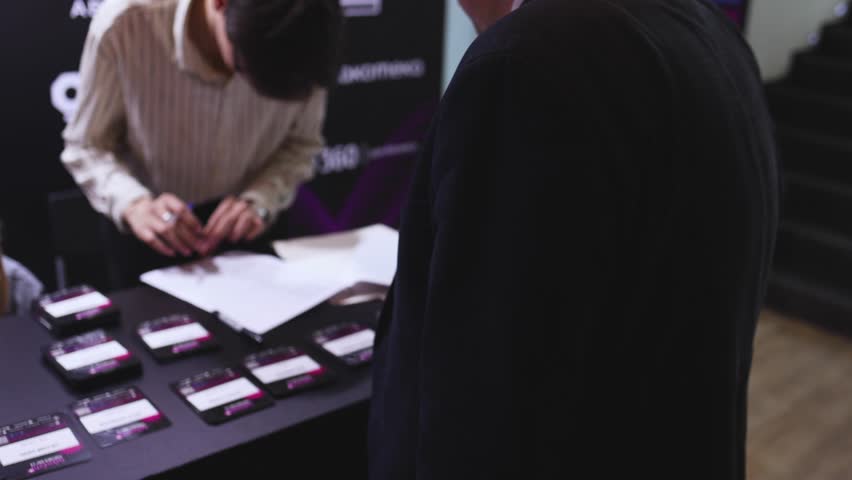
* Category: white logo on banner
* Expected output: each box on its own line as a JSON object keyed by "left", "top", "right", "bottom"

{"left": 317, "top": 144, "right": 362, "bottom": 175}
{"left": 51, "top": 71, "right": 81, "bottom": 122}
{"left": 69, "top": 0, "right": 103, "bottom": 19}
{"left": 315, "top": 141, "right": 419, "bottom": 175}
{"left": 338, "top": 59, "right": 426, "bottom": 86}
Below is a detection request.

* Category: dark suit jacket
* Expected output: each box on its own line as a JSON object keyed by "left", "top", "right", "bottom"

{"left": 369, "top": 0, "right": 780, "bottom": 478}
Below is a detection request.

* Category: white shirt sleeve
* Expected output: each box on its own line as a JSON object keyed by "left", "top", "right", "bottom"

{"left": 60, "top": 25, "right": 151, "bottom": 230}
{"left": 240, "top": 88, "right": 326, "bottom": 221}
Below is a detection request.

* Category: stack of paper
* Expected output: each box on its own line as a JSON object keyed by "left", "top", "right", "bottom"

{"left": 272, "top": 224, "right": 399, "bottom": 286}
{"left": 141, "top": 253, "right": 351, "bottom": 340}
{"left": 141, "top": 224, "right": 399, "bottom": 341}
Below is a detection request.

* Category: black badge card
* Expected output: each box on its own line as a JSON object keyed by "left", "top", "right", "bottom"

{"left": 172, "top": 368, "right": 273, "bottom": 425}
{"left": 312, "top": 322, "right": 375, "bottom": 367}
{"left": 44, "top": 330, "right": 142, "bottom": 390}
{"left": 35, "top": 285, "right": 120, "bottom": 337}
{"left": 0, "top": 414, "right": 90, "bottom": 480}
{"left": 137, "top": 314, "right": 218, "bottom": 361}
{"left": 70, "top": 387, "right": 170, "bottom": 448}
{"left": 244, "top": 346, "right": 333, "bottom": 397}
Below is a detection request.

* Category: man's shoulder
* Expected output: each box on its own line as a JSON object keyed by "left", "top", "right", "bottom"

{"left": 89, "top": 0, "right": 175, "bottom": 40}
{"left": 452, "top": 0, "right": 643, "bottom": 84}
{"left": 458, "top": 0, "right": 642, "bottom": 71}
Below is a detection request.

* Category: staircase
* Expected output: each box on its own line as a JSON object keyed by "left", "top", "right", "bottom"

{"left": 765, "top": 14, "right": 852, "bottom": 336}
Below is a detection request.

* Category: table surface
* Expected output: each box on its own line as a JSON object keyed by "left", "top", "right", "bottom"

{"left": 0, "top": 286, "right": 379, "bottom": 480}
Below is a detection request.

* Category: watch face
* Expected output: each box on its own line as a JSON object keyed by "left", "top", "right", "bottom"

{"left": 255, "top": 207, "right": 270, "bottom": 223}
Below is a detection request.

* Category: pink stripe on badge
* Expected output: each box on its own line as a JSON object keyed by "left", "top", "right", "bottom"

{"left": 75, "top": 302, "right": 113, "bottom": 320}
{"left": 59, "top": 445, "right": 83, "bottom": 455}
{"left": 141, "top": 414, "right": 163, "bottom": 423}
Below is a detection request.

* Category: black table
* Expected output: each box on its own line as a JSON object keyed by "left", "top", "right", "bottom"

{"left": 0, "top": 287, "right": 379, "bottom": 479}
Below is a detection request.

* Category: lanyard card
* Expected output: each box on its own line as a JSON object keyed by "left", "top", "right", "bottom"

{"left": 36, "top": 285, "right": 120, "bottom": 338}
{"left": 172, "top": 368, "right": 273, "bottom": 425}
{"left": 70, "top": 386, "right": 170, "bottom": 448}
{"left": 137, "top": 314, "right": 218, "bottom": 362}
{"left": 0, "top": 413, "right": 90, "bottom": 480}
{"left": 312, "top": 322, "right": 375, "bottom": 367}
{"left": 244, "top": 346, "right": 333, "bottom": 398}
{"left": 44, "top": 330, "right": 141, "bottom": 391}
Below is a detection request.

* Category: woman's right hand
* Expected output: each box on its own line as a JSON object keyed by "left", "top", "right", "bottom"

{"left": 122, "top": 194, "right": 205, "bottom": 257}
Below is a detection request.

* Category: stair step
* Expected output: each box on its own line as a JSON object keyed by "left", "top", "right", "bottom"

{"left": 767, "top": 84, "right": 852, "bottom": 137}
{"left": 790, "top": 51, "right": 852, "bottom": 97}
{"left": 783, "top": 173, "right": 852, "bottom": 237}
{"left": 776, "top": 126, "right": 852, "bottom": 183}
{"left": 819, "top": 22, "right": 852, "bottom": 59}
{"left": 773, "top": 221, "right": 852, "bottom": 292}
{"left": 766, "top": 270, "right": 852, "bottom": 337}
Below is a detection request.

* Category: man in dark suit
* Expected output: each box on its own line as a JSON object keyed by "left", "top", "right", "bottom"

{"left": 368, "top": 0, "right": 780, "bottom": 478}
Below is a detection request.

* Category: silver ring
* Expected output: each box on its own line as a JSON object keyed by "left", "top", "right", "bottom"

{"left": 161, "top": 211, "right": 175, "bottom": 224}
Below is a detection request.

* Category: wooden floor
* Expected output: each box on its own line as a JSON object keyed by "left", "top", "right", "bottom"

{"left": 747, "top": 310, "right": 852, "bottom": 480}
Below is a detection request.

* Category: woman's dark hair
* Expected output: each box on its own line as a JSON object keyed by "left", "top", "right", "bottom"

{"left": 226, "top": 0, "right": 344, "bottom": 100}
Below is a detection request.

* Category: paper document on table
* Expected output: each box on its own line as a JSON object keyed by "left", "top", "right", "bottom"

{"left": 272, "top": 224, "right": 399, "bottom": 286}
{"left": 140, "top": 252, "right": 352, "bottom": 338}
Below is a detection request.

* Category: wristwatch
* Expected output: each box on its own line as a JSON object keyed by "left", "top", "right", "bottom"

{"left": 254, "top": 205, "right": 271, "bottom": 224}
{"left": 242, "top": 198, "right": 271, "bottom": 224}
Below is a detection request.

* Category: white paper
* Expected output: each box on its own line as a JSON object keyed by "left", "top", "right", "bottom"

{"left": 44, "top": 291, "right": 110, "bottom": 318}
{"left": 272, "top": 224, "right": 399, "bottom": 286}
{"left": 185, "top": 378, "right": 261, "bottom": 412}
{"left": 251, "top": 355, "right": 321, "bottom": 385}
{"left": 140, "top": 252, "right": 352, "bottom": 336}
{"left": 54, "top": 341, "right": 128, "bottom": 371}
{"left": 0, "top": 428, "right": 80, "bottom": 467}
{"left": 322, "top": 329, "right": 375, "bottom": 357}
{"left": 79, "top": 399, "right": 159, "bottom": 435}
{"left": 141, "top": 323, "right": 210, "bottom": 350}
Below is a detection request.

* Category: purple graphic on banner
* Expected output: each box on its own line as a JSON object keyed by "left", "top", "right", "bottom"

{"left": 288, "top": 100, "right": 437, "bottom": 236}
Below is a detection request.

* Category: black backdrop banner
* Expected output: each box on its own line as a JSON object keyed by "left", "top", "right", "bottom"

{"left": 0, "top": 0, "right": 445, "bottom": 288}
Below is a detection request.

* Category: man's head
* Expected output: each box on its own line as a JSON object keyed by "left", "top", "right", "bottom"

{"left": 458, "top": 0, "right": 514, "bottom": 33}
{"left": 207, "top": 0, "right": 344, "bottom": 100}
